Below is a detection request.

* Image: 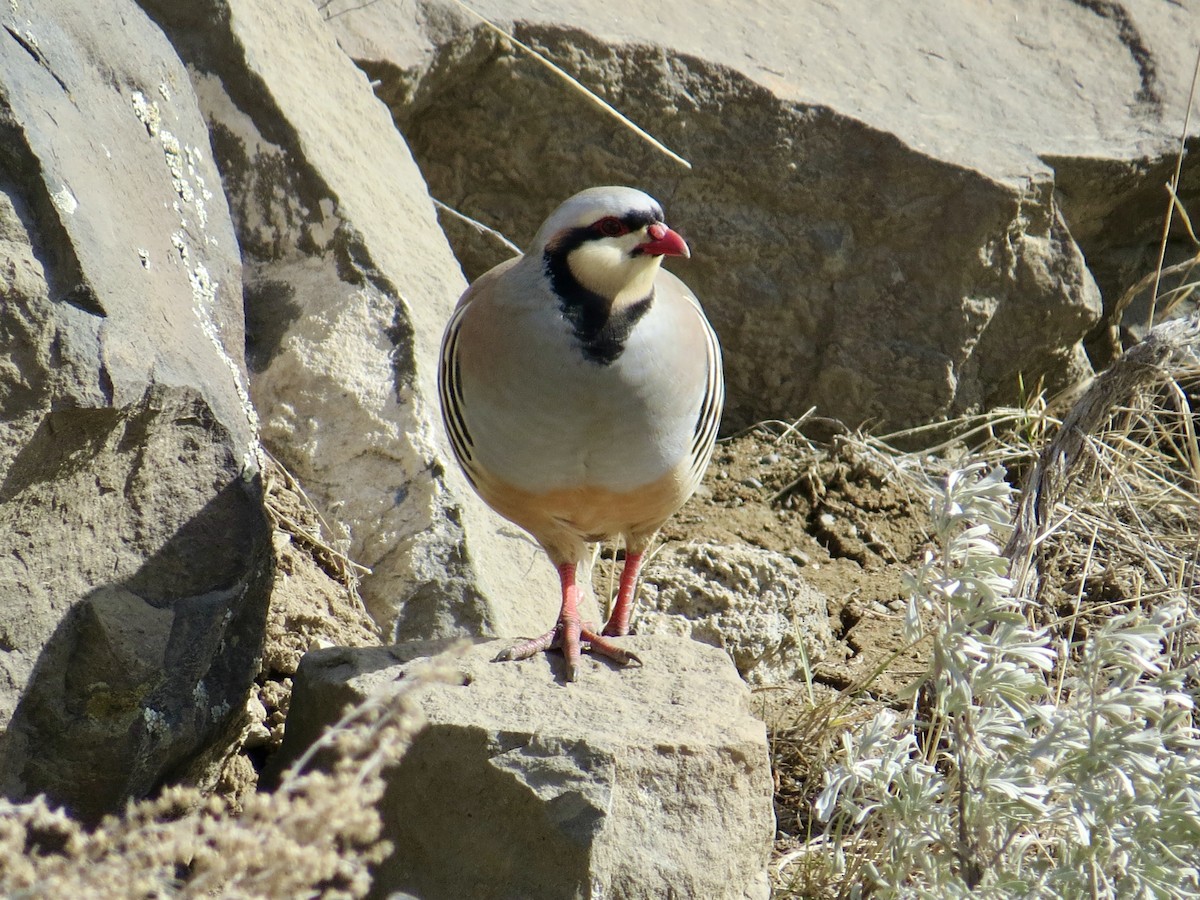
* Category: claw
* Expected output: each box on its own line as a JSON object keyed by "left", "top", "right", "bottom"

{"left": 495, "top": 624, "right": 641, "bottom": 680}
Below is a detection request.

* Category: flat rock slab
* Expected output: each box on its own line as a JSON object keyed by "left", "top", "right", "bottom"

{"left": 281, "top": 636, "right": 774, "bottom": 900}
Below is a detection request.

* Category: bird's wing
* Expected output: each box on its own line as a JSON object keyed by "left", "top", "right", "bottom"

{"left": 655, "top": 269, "right": 725, "bottom": 495}
{"left": 438, "top": 258, "right": 521, "bottom": 489}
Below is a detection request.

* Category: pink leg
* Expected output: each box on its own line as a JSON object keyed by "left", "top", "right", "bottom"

{"left": 496, "top": 562, "right": 582, "bottom": 680}
{"left": 556, "top": 562, "right": 584, "bottom": 680}
{"left": 602, "top": 550, "right": 644, "bottom": 637}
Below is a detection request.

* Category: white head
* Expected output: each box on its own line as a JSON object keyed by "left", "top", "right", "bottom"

{"left": 533, "top": 186, "right": 689, "bottom": 305}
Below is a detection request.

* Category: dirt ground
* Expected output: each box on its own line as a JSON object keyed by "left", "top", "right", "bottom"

{"left": 664, "top": 427, "right": 934, "bottom": 698}
{"left": 663, "top": 425, "right": 939, "bottom": 868}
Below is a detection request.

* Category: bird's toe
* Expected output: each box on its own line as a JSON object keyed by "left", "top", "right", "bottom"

{"left": 582, "top": 629, "right": 641, "bottom": 668}
{"left": 494, "top": 628, "right": 559, "bottom": 663}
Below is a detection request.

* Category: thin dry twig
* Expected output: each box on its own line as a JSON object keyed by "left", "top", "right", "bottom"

{"left": 446, "top": 0, "right": 692, "bottom": 171}
{"left": 1109, "top": 252, "right": 1200, "bottom": 344}
{"left": 262, "top": 450, "right": 372, "bottom": 617}
{"left": 433, "top": 198, "right": 523, "bottom": 255}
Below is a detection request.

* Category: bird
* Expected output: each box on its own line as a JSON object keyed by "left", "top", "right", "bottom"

{"left": 438, "top": 186, "right": 724, "bottom": 682}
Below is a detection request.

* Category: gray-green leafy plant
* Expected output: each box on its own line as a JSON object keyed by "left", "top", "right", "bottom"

{"left": 815, "top": 464, "right": 1200, "bottom": 898}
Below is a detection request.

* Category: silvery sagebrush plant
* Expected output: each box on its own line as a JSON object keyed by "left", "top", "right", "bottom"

{"left": 814, "top": 463, "right": 1200, "bottom": 898}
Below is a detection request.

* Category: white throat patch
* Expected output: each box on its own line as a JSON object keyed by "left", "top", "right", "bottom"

{"left": 567, "top": 237, "right": 662, "bottom": 304}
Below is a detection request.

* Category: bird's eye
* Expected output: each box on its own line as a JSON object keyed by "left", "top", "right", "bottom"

{"left": 595, "top": 217, "right": 628, "bottom": 237}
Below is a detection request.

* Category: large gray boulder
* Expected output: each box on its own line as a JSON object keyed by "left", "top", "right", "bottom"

{"left": 279, "top": 638, "right": 775, "bottom": 900}
{"left": 0, "top": 0, "right": 270, "bottom": 820}
{"left": 140, "top": 0, "right": 559, "bottom": 642}
{"left": 322, "top": 0, "right": 1200, "bottom": 430}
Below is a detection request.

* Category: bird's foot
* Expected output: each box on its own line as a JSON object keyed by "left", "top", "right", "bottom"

{"left": 495, "top": 621, "right": 641, "bottom": 682}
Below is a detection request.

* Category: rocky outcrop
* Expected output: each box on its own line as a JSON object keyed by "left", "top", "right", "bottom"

{"left": 278, "top": 638, "right": 775, "bottom": 900}
{"left": 140, "top": 0, "right": 559, "bottom": 642}
{"left": 324, "top": 0, "right": 1199, "bottom": 431}
{"left": 0, "top": 0, "right": 269, "bottom": 820}
{"left": 638, "top": 542, "right": 835, "bottom": 684}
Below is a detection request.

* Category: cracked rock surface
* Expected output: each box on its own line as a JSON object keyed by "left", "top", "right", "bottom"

{"left": 279, "top": 637, "right": 775, "bottom": 900}
{"left": 0, "top": 0, "right": 269, "bottom": 821}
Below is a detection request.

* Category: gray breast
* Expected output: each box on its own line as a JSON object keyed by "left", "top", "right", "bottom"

{"left": 466, "top": 298, "right": 704, "bottom": 494}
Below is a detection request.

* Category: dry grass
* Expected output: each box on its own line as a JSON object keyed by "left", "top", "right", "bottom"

{"left": 0, "top": 657, "right": 454, "bottom": 899}
{"left": 1007, "top": 315, "right": 1200, "bottom": 614}
{"left": 767, "top": 309, "right": 1200, "bottom": 896}
{"left": 262, "top": 450, "right": 372, "bottom": 612}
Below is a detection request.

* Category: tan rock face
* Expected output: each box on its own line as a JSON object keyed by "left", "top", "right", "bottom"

{"left": 279, "top": 638, "right": 775, "bottom": 900}
{"left": 0, "top": 0, "right": 269, "bottom": 821}
{"left": 325, "top": 0, "right": 1198, "bottom": 431}
{"left": 637, "top": 542, "right": 835, "bottom": 684}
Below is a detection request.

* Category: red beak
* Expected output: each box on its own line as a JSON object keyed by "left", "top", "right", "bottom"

{"left": 637, "top": 222, "right": 690, "bottom": 258}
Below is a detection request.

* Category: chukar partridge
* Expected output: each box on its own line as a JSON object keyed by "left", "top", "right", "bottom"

{"left": 438, "top": 186, "right": 723, "bottom": 681}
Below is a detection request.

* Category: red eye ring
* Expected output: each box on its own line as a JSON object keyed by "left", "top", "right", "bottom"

{"left": 596, "top": 217, "right": 627, "bottom": 237}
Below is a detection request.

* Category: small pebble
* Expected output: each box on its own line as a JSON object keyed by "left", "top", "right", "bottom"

{"left": 741, "top": 477, "right": 764, "bottom": 489}
{"left": 786, "top": 548, "right": 813, "bottom": 566}
{"left": 760, "top": 452, "right": 780, "bottom": 465}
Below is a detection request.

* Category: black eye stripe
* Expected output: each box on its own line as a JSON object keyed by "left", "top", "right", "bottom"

{"left": 545, "top": 208, "right": 665, "bottom": 255}
{"left": 620, "top": 210, "right": 658, "bottom": 231}
{"left": 590, "top": 210, "right": 660, "bottom": 239}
